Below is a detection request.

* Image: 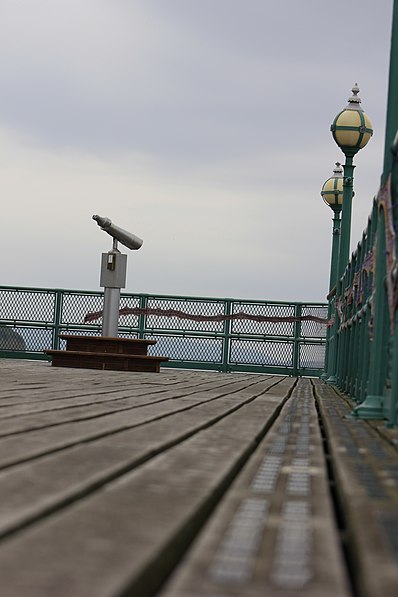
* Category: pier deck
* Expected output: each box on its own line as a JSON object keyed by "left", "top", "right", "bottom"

{"left": 0, "top": 360, "right": 397, "bottom": 597}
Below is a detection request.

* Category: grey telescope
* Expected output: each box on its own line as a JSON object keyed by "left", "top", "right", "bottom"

{"left": 92, "top": 215, "right": 143, "bottom": 250}
{"left": 93, "top": 214, "right": 143, "bottom": 337}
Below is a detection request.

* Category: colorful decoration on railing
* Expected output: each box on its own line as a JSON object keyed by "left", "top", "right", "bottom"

{"left": 362, "top": 251, "right": 374, "bottom": 273}
{"left": 84, "top": 307, "right": 328, "bottom": 325}
{"left": 334, "top": 175, "right": 398, "bottom": 333}
{"left": 334, "top": 256, "right": 373, "bottom": 326}
{"left": 378, "top": 175, "right": 398, "bottom": 333}
{"left": 359, "top": 250, "right": 374, "bottom": 306}
{"left": 336, "top": 298, "right": 344, "bottom": 322}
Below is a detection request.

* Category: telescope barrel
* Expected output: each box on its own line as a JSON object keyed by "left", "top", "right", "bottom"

{"left": 92, "top": 214, "right": 143, "bottom": 250}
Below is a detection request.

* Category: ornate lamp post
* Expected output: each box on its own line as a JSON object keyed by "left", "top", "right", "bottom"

{"left": 326, "top": 84, "right": 373, "bottom": 385}
{"left": 331, "top": 84, "right": 373, "bottom": 279}
{"left": 321, "top": 162, "right": 344, "bottom": 289}
{"left": 321, "top": 163, "right": 343, "bottom": 380}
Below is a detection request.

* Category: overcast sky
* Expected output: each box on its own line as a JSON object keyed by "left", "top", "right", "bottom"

{"left": 0, "top": 0, "right": 394, "bottom": 303}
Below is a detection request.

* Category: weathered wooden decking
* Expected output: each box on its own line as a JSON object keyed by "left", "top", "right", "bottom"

{"left": 0, "top": 360, "right": 397, "bottom": 597}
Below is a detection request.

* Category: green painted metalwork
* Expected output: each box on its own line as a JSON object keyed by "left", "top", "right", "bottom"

{"left": 53, "top": 289, "right": 63, "bottom": 350}
{"left": 221, "top": 299, "right": 232, "bottom": 373}
{"left": 138, "top": 294, "right": 147, "bottom": 340}
{"left": 322, "top": 207, "right": 342, "bottom": 381}
{"left": 292, "top": 303, "right": 302, "bottom": 376}
{"left": 330, "top": 211, "right": 342, "bottom": 292}
{"left": 337, "top": 158, "right": 355, "bottom": 281}
{"left": 0, "top": 285, "right": 327, "bottom": 377}
{"left": 324, "top": 0, "right": 398, "bottom": 427}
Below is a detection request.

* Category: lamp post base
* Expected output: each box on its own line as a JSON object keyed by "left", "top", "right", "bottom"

{"left": 326, "top": 375, "right": 337, "bottom": 385}
{"left": 351, "top": 394, "right": 384, "bottom": 419}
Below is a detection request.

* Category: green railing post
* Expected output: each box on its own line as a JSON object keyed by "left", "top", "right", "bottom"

{"left": 388, "top": 318, "right": 398, "bottom": 427}
{"left": 322, "top": 307, "right": 332, "bottom": 380}
{"left": 292, "top": 303, "right": 302, "bottom": 376}
{"left": 221, "top": 299, "right": 232, "bottom": 373}
{"left": 337, "top": 324, "right": 346, "bottom": 390}
{"left": 53, "top": 289, "right": 63, "bottom": 350}
{"left": 138, "top": 295, "right": 147, "bottom": 339}
{"left": 382, "top": 0, "right": 398, "bottom": 186}
{"left": 353, "top": 214, "right": 386, "bottom": 418}
{"left": 354, "top": 309, "right": 365, "bottom": 401}
{"left": 321, "top": 311, "right": 332, "bottom": 381}
{"left": 384, "top": 0, "right": 398, "bottom": 427}
{"left": 326, "top": 290, "right": 340, "bottom": 384}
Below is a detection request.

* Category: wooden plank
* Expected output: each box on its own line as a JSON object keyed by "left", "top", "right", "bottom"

{"left": 0, "top": 375, "right": 279, "bottom": 438}
{"left": 313, "top": 380, "right": 398, "bottom": 597}
{"left": 0, "top": 377, "right": 296, "bottom": 597}
{"left": 0, "top": 370, "right": 235, "bottom": 408}
{"left": 0, "top": 378, "right": 294, "bottom": 539}
{"left": 0, "top": 375, "right": 283, "bottom": 469}
{"left": 161, "top": 378, "right": 350, "bottom": 597}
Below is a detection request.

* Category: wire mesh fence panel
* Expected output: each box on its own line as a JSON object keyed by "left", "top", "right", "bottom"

{"left": 145, "top": 297, "right": 226, "bottom": 333}
{"left": 0, "top": 289, "right": 56, "bottom": 323}
{"left": 1, "top": 326, "right": 54, "bottom": 352}
{"left": 299, "top": 344, "right": 326, "bottom": 369}
{"left": 0, "top": 326, "right": 28, "bottom": 350}
{"left": 300, "top": 306, "right": 328, "bottom": 338}
{"left": 229, "top": 339, "right": 294, "bottom": 367}
{"left": 146, "top": 334, "right": 223, "bottom": 363}
{"left": 118, "top": 332, "right": 139, "bottom": 340}
{"left": 62, "top": 293, "right": 104, "bottom": 326}
{"left": 230, "top": 302, "right": 295, "bottom": 336}
{"left": 118, "top": 295, "right": 141, "bottom": 330}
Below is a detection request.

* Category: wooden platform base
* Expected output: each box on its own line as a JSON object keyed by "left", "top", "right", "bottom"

{"left": 45, "top": 334, "right": 168, "bottom": 372}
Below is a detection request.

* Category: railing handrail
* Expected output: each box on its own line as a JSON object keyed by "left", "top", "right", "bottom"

{"left": 0, "top": 283, "right": 327, "bottom": 307}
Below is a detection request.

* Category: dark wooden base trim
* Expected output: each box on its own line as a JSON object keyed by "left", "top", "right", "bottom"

{"left": 45, "top": 350, "right": 168, "bottom": 373}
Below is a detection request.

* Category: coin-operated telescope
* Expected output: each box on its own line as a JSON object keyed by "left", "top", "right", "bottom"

{"left": 93, "top": 215, "right": 143, "bottom": 337}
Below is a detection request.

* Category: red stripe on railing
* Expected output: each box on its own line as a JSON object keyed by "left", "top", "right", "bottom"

{"left": 84, "top": 307, "right": 328, "bottom": 325}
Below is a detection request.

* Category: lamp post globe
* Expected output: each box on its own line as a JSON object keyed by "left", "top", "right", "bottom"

{"left": 331, "top": 83, "right": 373, "bottom": 158}
{"left": 321, "top": 162, "right": 344, "bottom": 212}
{"left": 331, "top": 85, "right": 373, "bottom": 279}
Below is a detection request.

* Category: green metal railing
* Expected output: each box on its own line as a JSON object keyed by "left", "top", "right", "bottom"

{"left": 0, "top": 285, "right": 327, "bottom": 376}
{"left": 324, "top": 0, "right": 398, "bottom": 427}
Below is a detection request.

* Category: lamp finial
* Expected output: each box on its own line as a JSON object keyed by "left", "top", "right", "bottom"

{"left": 347, "top": 83, "right": 362, "bottom": 110}
{"left": 333, "top": 162, "right": 343, "bottom": 176}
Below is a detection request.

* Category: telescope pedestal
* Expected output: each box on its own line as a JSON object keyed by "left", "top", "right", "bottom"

{"left": 102, "top": 287, "right": 121, "bottom": 337}
{"left": 100, "top": 249, "right": 127, "bottom": 338}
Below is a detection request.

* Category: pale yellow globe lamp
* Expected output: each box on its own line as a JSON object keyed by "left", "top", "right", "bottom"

{"left": 331, "top": 85, "right": 373, "bottom": 278}
{"left": 331, "top": 84, "right": 373, "bottom": 157}
{"left": 321, "top": 162, "right": 344, "bottom": 211}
